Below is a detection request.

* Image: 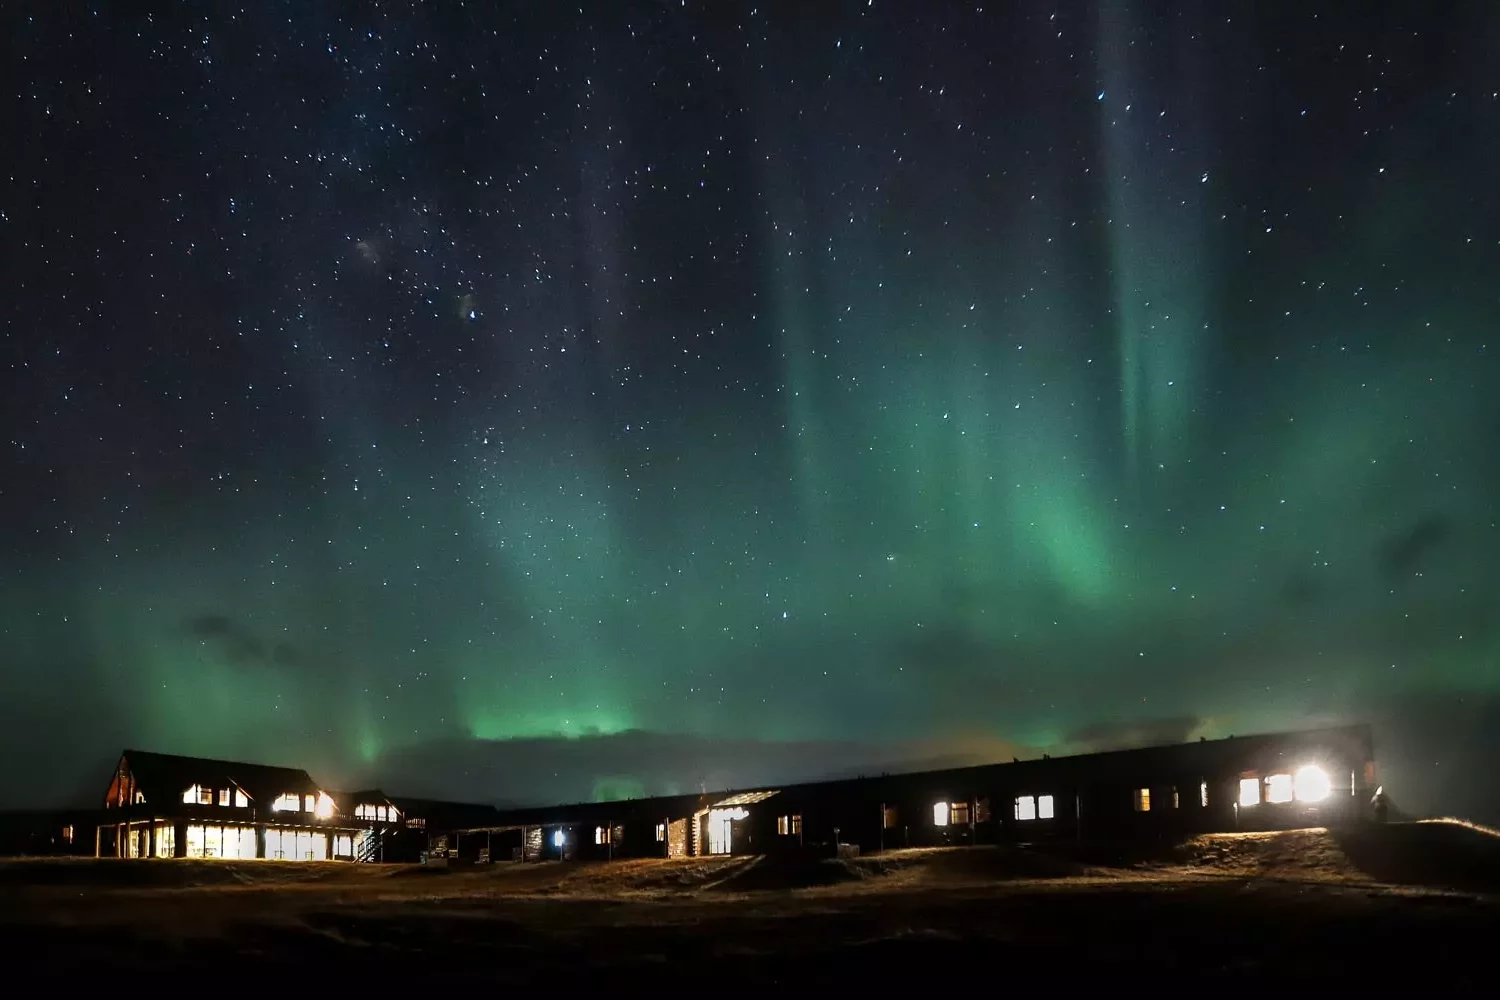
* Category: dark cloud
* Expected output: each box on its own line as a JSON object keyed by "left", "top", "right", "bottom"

{"left": 1378, "top": 514, "right": 1453, "bottom": 579}
{"left": 181, "top": 614, "right": 292, "bottom": 668}
{"left": 357, "top": 730, "right": 1029, "bottom": 808}
{"left": 185, "top": 614, "right": 233, "bottom": 637}
{"left": 1064, "top": 716, "right": 1206, "bottom": 753}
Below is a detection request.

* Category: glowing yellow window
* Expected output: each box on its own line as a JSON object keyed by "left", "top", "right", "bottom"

{"left": 1134, "top": 788, "right": 1151, "bottom": 812}
{"left": 932, "top": 801, "right": 949, "bottom": 827}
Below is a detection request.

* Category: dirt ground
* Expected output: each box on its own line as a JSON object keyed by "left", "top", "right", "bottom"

{"left": 5, "top": 822, "right": 1498, "bottom": 986}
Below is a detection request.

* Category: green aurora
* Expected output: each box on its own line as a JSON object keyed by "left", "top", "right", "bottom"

{"left": 2, "top": 1, "right": 1498, "bottom": 816}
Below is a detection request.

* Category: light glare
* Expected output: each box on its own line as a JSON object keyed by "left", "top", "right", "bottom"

{"left": 1293, "top": 765, "right": 1332, "bottom": 802}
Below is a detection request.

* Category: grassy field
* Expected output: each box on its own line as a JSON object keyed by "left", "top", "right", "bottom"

{"left": 6, "top": 822, "right": 1497, "bottom": 985}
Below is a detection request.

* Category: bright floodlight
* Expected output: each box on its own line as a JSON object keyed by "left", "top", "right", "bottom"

{"left": 552, "top": 829, "right": 566, "bottom": 848}
{"left": 1293, "top": 765, "right": 1331, "bottom": 802}
{"left": 314, "top": 792, "right": 335, "bottom": 820}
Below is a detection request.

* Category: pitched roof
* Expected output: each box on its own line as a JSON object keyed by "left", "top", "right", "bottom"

{"left": 120, "top": 749, "right": 319, "bottom": 807}
{"left": 328, "top": 788, "right": 397, "bottom": 814}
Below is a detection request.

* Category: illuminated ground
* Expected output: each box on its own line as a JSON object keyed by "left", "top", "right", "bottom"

{"left": 6, "top": 824, "right": 1497, "bottom": 985}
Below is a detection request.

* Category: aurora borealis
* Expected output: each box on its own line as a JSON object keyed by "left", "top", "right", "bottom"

{"left": 3, "top": 2, "right": 1498, "bottom": 819}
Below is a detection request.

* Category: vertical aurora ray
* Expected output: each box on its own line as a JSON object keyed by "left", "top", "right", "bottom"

{"left": 1096, "top": 0, "right": 1210, "bottom": 497}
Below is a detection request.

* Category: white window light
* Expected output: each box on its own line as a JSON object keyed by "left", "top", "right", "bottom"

{"left": 1238, "top": 777, "right": 1261, "bottom": 807}
{"left": 1014, "top": 795, "right": 1037, "bottom": 821}
{"left": 552, "top": 829, "right": 566, "bottom": 849}
{"left": 314, "top": 792, "right": 335, "bottom": 820}
{"left": 1038, "top": 794, "right": 1055, "bottom": 819}
{"left": 932, "top": 801, "right": 949, "bottom": 827}
{"left": 234, "top": 789, "right": 248, "bottom": 808}
{"left": 1265, "top": 774, "right": 1294, "bottom": 804}
{"left": 1293, "top": 765, "right": 1332, "bottom": 802}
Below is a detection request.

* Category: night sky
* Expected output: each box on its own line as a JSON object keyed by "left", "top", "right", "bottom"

{"left": 3, "top": 2, "right": 1498, "bottom": 818}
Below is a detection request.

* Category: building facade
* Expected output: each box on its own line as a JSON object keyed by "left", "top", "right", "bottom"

{"left": 434, "top": 724, "right": 1378, "bottom": 862}
{"left": 96, "top": 750, "right": 370, "bottom": 861}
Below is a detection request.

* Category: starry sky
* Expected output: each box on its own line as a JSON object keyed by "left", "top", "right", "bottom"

{"left": 3, "top": 1, "right": 1498, "bottom": 819}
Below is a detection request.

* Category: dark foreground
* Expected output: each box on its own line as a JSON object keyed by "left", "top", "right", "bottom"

{"left": 6, "top": 824, "right": 1498, "bottom": 986}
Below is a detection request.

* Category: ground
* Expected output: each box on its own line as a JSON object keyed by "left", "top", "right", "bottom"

{"left": 6, "top": 822, "right": 1498, "bottom": 985}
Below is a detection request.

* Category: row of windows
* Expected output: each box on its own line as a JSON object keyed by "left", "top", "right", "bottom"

{"left": 932, "top": 796, "right": 1052, "bottom": 826}
{"left": 353, "top": 803, "right": 399, "bottom": 822}
{"left": 179, "top": 785, "right": 332, "bottom": 816}
{"left": 182, "top": 784, "right": 249, "bottom": 808}
{"left": 1132, "top": 782, "right": 1206, "bottom": 812}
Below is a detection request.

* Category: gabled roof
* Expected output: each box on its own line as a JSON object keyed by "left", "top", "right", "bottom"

{"left": 329, "top": 788, "right": 399, "bottom": 814}
{"left": 388, "top": 796, "right": 503, "bottom": 828}
{"left": 711, "top": 789, "right": 779, "bottom": 809}
{"left": 118, "top": 749, "right": 319, "bottom": 807}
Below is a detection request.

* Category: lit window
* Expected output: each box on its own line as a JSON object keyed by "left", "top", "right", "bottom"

{"left": 234, "top": 789, "right": 248, "bottom": 808}
{"left": 272, "top": 793, "right": 301, "bottom": 812}
{"left": 1200, "top": 781, "right": 1209, "bottom": 807}
{"left": 61, "top": 825, "right": 74, "bottom": 844}
{"left": 1265, "top": 774, "right": 1294, "bottom": 804}
{"left": 552, "top": 829, "right": 566, "bottom": 849}
{"left": 951, "top": 801, "right": 970, "bottom": 826}
{"left": 1239, "top": 778, "right": 1261, "bottom": 807}
{"left": 933, "top": 801, "right": 949, "bottom": 826}
{"left": 594, "top": 826, "right": 608, "bottom": 845}
{"left": 304, "top": 795, "right": 315, "bottom": 814}
{"left": 314, "top": 792, "right": 335, "bottom": 820}
{"left": 655, "top": 823, "right": 666, "bottom": 842}
{"left": 1015, "top": 795, "right": 1037, "bottom": 821}
{"left": 777, "top": 815, "right": 790, "bottom": 835}
{"left": 1038, "top": 794, "right": 1055, "bottom": 819}
{"left": 882, "top": 806, "right": 899, "bottom": 829}
{"left": 1293, "top": 765, "right": 1332, "bottom": 803}
{"left": 407, "top": 817, "right": 425, "bottom": 829}
{"left": 1134, "top": 788, "right": 1151, "bottom": 812}
{"left": 790, "top": 815, "right": 802, "bottom": 835}
{"left": 182, "top": 785, "right": 198, "bottom": 805}
{"left": 218, "top": 788, "right": 230, "bottom": 807}
{"left": 199, "top": 786, "right": 213, "bottom": 805}
{"left": 1171, "top": 787, "right": 1180, "bottom": 809}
